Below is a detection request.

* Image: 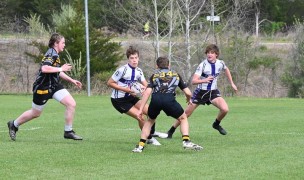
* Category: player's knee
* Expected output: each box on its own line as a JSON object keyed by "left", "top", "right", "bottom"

{"left": 31, "top": 110, "right": 41, "bottom": 118}
{"left": 221, "top": 107, "right": 229, "bottom": 114}
{"left": 66, "top": 100, "right": 76, "bottom": 110}
{"left": 177, "top": 113, "right": 187, "bottom": 122}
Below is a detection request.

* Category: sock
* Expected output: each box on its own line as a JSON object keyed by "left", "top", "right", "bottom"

{"left": 150, "top": 123, "right": 156, "bottom": 135}
{"left": 64, "top": 125, "right": 73, "bottom": 131}
{"left": 168, "top": 126, "right": 176, "bottom": 134}
{"left": 147, "top": 134, "right": 152, "bottom": 139}
{"left": 182, "top": 135, "right": 190, "bottom": 142}
{"left": 213, "top": 119, "right": 220, "bottom": 126}
{"left": 139, "top": 139, "right": 146, "bottom": 147}
{"left": 13, "top": 120, "right": 19, "bottom": 128}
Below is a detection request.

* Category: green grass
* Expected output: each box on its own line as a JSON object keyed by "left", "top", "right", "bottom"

{"left": 0, "top": 95, "right": 303, "bottom": 179}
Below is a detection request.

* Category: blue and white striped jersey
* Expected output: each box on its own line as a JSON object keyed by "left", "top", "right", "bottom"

{"left": 110, "top": 64, "right": 146, "bottom": 98}
{"left": 194, "top": 59, "right": 227, "bottom": 90}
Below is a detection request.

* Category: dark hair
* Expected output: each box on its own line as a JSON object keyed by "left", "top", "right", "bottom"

{"left": 205, "top": 44, "right": 220, "bottom": 57}
{"left": 156, "top": 56, "right": 169, "bottom": 69}
{"left": 126, "top": 46, "right": 139, "bottom": 58}
{"left": 48, "top": 33, "right": 64, "bottom": 48}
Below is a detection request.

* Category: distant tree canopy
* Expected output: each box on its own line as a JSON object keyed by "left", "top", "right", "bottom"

{"left": 1, "top": 0, "right": 304, "bottom": 34}
{"left": 25, "top": 4, "right": 123, "bottom": 81}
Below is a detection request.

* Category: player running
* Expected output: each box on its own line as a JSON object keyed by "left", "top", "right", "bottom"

{"left": 166, "top": 44, "right": 238, "bottom": 138}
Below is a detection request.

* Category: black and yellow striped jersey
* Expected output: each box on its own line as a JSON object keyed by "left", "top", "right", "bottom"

{"left": 33, "top": 48, "right": 61, "bottom": 92}
{"left": 148, "top": 68, "right": 187, "bottom": 94}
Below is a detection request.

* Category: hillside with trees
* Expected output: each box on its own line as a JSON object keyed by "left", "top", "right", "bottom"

{"left": 0, "top": 0, "right": 304, "bottom": 97}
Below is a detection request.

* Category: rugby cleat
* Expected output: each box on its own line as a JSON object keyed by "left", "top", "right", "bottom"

{"left": 64, "top": 130, "right": 83, "bottom": 140}
{"left": 132, "top": 145, "right": 144, "bottom": 153}
{"left": 183, "top": 141, "right": 203, "bottom": 151}
{"left": 152, "top": 131, "right": 168, "bottom": 139}
{"left": 212, "top": 123, "right": 227, "bottom": 135}
{"left": 147, "top": 137, "right": 161, "bottom": 145}
{"left": 7, "top": 120, "right": 18, "bottom": 141}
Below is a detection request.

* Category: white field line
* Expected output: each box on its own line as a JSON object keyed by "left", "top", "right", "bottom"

{"left": 0, "top": 127, "right": 42, "bottom": 133}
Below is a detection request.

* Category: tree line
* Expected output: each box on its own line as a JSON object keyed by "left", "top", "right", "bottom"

{"left": 1, "top": 0, "right": 304, "bottom": 35}
{"left": 1, "top": 0, "right": 304, "bottom": 97}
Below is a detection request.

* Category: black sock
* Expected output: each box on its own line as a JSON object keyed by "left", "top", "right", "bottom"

{"left": 150, "top": 123, "right": 156, "bottom": 135}
{"left": 168, "top": 126, "right": 176, "bottom": 134}
{"left": 213, "top": 119, "right": 220, "bottom": 126}
{"left": 147, "top": 134, "right": 153, "bottom": 139}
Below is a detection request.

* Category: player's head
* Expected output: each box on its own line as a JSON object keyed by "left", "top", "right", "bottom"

{"left": 49, "top": 33, "right": 65, "bottom": 53}
{"left": 205, "top": 44, "right": 220, "bottom": 58}
{"left": 156, "top": 56, "right": 169, "bottom": 69}
{"left": 49, "top": 33, "right": 64, "bottom": 48}
{"left": 126, "top": 46, "right": 139, "bottom": 68}
{"left": 126, "top": 46, "right": 139, "bottom": 58}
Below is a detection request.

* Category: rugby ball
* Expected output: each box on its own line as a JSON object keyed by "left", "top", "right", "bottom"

{"left": 130, "top": 82, "right": 144, "bottom": 97}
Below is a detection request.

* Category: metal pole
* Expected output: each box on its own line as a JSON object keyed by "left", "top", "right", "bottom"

{"left": 84, "top": 0, "right": 91, "bottom": 96}
{"left": 211, "top": 4, "right": 214, "bottom": 37}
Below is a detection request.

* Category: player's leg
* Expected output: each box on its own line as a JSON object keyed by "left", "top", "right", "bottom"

{"left": 7, "top": 91, "right": 48, "bottom": 141}
{"left": 54, "top": 89, "right": 82, "bottom": 140}
{"left": 211, "top": 97, "right": 229, "bottom": 135}
{"left": 14, "top": 105, "right": 43, "bottom": 125}
{"left": 7, "top": 105, "right": 43, "bottom": 141}
{"left": 132, "top": 118, "right": 156, "bottom": 152}
{"left": 125, "top": 106, "right": 145, "bottom": 129}
{"left": 166, "top": 103, "right": 199, "bottom": 138}
{"left": 177, "top": 113, "right": 203, "bottom": 151}
{"left": 134, "top": 99, "right": 162, "bottom": 144}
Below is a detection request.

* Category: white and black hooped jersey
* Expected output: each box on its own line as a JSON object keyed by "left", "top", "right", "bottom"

{"left": 194, "top": 59, "right": 227, "bottom": 90}
{"left": 110, "top": 64, "right": 146, "bottom": 98}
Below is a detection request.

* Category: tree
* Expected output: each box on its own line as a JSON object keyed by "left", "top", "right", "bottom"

{"left": 282, "top": 21, "right": 304, "bottom": 97}
{"left": 26, "top": 4, "right": 123, "bottom": 81}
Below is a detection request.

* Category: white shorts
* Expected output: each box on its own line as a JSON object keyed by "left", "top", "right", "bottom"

{"left": 32, "top": 89, "right": 70, "bottom": 111}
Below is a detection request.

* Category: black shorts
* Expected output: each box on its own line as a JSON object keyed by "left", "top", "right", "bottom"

{"left": 191, "top": 89, "right": 221, "bottom": 105}
{"left": 111, "top": 96, "right": 140, "bottom": 114}
{"left": 148, "top": 93, "right": 184, "bottom": 119}
{"left": 33, "top": 84, "right": 64, "bottom": 105}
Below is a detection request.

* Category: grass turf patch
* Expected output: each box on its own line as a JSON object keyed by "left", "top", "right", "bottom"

{"left": 0, "top": 95, "right": 303, "bottom": 179}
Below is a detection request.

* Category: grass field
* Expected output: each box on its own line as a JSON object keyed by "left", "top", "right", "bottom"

{"left": 0, "top": 95, "right": 303, "bottom": 179}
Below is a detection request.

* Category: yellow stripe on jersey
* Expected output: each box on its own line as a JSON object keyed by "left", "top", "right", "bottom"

{"left": 152, "top": 71, "right": 179, "bottom": 81}
{"left": 37, "top": 90, "right": 49, "bottom": 94}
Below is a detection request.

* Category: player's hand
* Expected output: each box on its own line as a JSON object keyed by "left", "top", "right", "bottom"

{"left": 187, "top": 99, "right": 193, "bottom": 105}
{"left": 231, "top": 83, "right": 238, "bottom": 92}
{"left": 205, "top": 76, "right": 214, "bottom": 83}
{"left": 61, "top": 64, "right": 72, "bottom": 72}
{"left": 71, "top": 79, "right": 82, "bottom": 89}
{"left": 137, "top": 110, "right": 143, "bottom": 120}
{"left": 126, "top": 87, "right": 136, "bottom": 96}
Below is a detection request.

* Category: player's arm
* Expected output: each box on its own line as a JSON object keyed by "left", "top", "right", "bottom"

{"left": 41, "top": 63, "right": 72, "bottom": 73}
{"left": 177, "top": 73, "right": 192, "bottom": 103}
{"left": 191, "top": 73, "right": 214, "bottom": 85}
{"left": 182, "top": 87, "right": 192, "bottom": 103}
{"left": 140, "top": 79, "right": 148, "bottom": 87}
{"left": 107, "top": 78, "right": 132, "bottom": 93}
{"left": 59, "top": 71, "right": 82, "bottom": 89}
{"left": 139, "top": 87, "right": 152, "bottom": 111}
{"left": 224, "top": 68, "right": 238, "bottom": 92}
{"left": 137, "top": 87, "right": 152, "bottom": 120}
{"left": 139, "top": 79, "right": 148, "bottom": 92}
